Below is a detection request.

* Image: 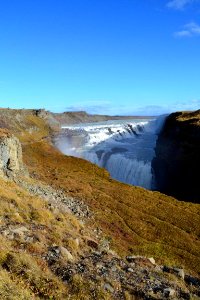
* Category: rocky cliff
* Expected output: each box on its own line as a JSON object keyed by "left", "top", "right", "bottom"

{"left": 153, "top": 110, "right": 200, "bottom": 203}
{"left": 0, "top": 129, "right": 27, "bottom": 178}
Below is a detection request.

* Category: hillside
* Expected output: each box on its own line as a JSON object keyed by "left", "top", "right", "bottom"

{"left": 0, "top": 108, "right": 199, "bottom": 299}
{"left": 23, "top": 139, "right": 200, "bottom": 274}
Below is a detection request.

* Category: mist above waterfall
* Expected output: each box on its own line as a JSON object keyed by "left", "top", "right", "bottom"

{"left": 55, "top": 116, "right": 166, "bottom": 190}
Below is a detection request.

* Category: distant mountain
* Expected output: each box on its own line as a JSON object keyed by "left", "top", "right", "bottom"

{"left": 51, "top": 110, "right": 154, "bottom": 125}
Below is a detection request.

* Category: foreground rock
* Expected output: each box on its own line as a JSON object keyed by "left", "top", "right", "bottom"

{"left": 0, "top": 129, "right": 27, "bottom": 178}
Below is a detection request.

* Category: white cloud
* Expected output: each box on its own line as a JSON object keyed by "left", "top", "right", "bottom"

{"left": 167, "top": 0, "right": 197, "bottom": 10}
{"left": 174, "top": 22, "right": 200, "bottom": 37}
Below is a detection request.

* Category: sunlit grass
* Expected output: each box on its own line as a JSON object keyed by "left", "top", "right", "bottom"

{"left": 22, "top": 140, "right": 200, "bottom": 276}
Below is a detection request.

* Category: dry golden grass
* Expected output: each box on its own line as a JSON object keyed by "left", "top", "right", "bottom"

{"left": 0, "top": 179, "right": 89, "bottom": 299}
{"left": 0, "top": 267, "right": 36, "bottom": 300}
{"left": 0, "top": 173, "right": 118, "bottom": 299}
{"left": 68, "top": 274, "right": 112, "bottom": 300}
{"left": 1, "top": 252, "right": 67, "bottom": 299}
{"left": 22, "top": 140, "right": 200, "bottom": 276}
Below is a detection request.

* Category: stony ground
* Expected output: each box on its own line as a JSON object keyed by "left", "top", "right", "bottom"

{"left": 1, "top": 175, "right": 198, "bottom": 299}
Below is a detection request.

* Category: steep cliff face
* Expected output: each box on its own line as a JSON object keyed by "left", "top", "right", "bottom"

{"left": 0, "top": 129, "right": 27, "bottom": 178}
{"left": 152, "top": 110, "right": 200, "bottom": 203}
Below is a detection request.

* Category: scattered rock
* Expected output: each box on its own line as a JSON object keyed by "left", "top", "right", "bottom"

{"left": 127, "top": 267, "right": 134, "bottom": 273}
{"left": 12, "top": 226, "right": 29, "bottom": 236}
{"left": 87, "top": 238, "right": 99, "bottom": 249}
{"left": 184, "top": 275, "right": 200, "bottom": 286}
{"left": 126, "top": 255, "right": 156, "bottom": 267}
{"left": 148, "top": 257, "right": 156, "bottom": 265}
{"left": 1, "top": 226, "right": 30, "bottom": 241}
{"left": 74, "top": 238, "right": 79, "bottom": 247}
{"left": 59, "top": 246, "right": 74, "bottom": 261}
{"left": 104, "top": 283, "right": 114, "bottom": 293}
{"left": 47, "top": 245, "right": 74, "bottom": 262}
{"left": 175, "top": 268, "right": 185, "bottom": 280}
{"left": 16, "top": 179, "right": 91, "bottom": 220}
{"left": 163, "top": 266, "right": 185, "bottom": 280}
{"left": 164, "top": 288, "right": 176, "bottom": 297}
{"left": 126, "top": 255, "right": 137, "bottom": 262}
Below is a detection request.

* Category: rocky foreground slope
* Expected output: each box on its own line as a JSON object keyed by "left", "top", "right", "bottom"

{"left": 153, "top": 110, "right": 200, "bottom": 203}
{"left": 0, "top": 108, "right": 199, "bottom": 299}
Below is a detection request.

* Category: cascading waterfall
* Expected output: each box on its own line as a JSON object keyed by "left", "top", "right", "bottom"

{"left": 55, "top": 115, "right": 166, "bottom": 190}
{"left": 105, "top": 155, "right": 152, "bottom": 188}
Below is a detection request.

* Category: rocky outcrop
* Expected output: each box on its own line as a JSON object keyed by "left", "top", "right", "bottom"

{"left": 152, "top": 110, "right": 200, "bottom": 203}
{"left": 0, "top": 129, "right": 27, "bottom": 178}
{"left": 35, "top": 109, "right": 61, "bottom": 131}
{"left": 0, "top": 108, "right": 60, "bottom": 139}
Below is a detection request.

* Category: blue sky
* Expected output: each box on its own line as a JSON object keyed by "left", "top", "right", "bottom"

{"left": 0, "top": 0, "right": 200, "bottom": 115}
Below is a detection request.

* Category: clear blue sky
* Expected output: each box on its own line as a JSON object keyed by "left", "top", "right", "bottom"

{"left": 0, "top": 0, "right": 200, "bottom": 115}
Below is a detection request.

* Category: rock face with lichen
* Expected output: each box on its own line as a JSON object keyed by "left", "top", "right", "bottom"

{"left": 0, "top": 129, "right": 26, "bottom": 178}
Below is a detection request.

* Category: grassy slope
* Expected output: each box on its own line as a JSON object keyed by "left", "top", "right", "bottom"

{"left": 0, "top": 177, "right": 116, "bottom": 299}
{"left": 0, "top": 179, "right": 75, "bottom": 299}
{"left": 23, "top": 140, "right": 200, "bottom": 276}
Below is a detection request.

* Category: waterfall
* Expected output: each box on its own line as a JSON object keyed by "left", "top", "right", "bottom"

{"left": 58, "top": 115, "right": 166, "bottom": 190}
{"left": 105, "top": 155, "right": 152, "bottom": 188}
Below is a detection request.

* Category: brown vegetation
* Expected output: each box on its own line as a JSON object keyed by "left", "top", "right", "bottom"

{"left": 23, "top": 139, "right": 200, "bottom": 276}
{"left": 0, "top": 178, "right": 110, "bottom": 299}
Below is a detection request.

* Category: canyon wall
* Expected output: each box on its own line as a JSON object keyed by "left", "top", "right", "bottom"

{"left": 152, "top": 110, "right": 200, "bottom": 203}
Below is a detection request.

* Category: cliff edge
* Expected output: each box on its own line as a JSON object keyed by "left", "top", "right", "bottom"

{"left": 153, "top": 110, "right": 200, "bottom": 203}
